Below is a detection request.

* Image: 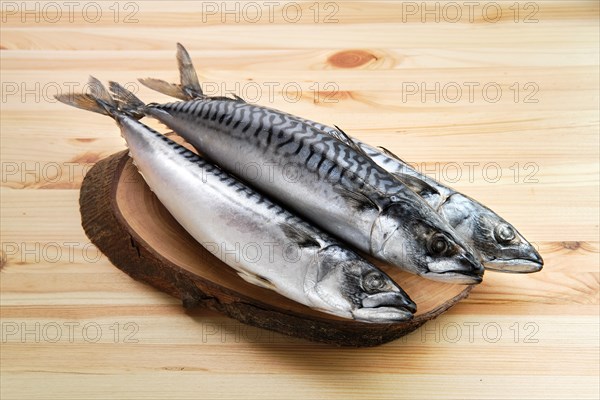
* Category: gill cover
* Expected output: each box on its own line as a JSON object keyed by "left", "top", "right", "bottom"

{"left": 370, "top": 201, "right": 417, "bottom": 273}
{"left": 305, "top": 245, "right": 357, "bottom": 313}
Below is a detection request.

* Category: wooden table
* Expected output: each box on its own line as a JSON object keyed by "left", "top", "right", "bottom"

{"left": 1, "top": 1, "right": 598, "bottom": 399}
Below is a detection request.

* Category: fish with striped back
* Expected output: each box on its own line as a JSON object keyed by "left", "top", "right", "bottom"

{"left": 113, "top": 43, "right": 485, "bottom": 284}
{"left": 277, "top": 117, "right": 544, "bottom": 274}
{"left": 55, "top": 77, "right": 417, "bottom": 323}
{"left": 136, "top": 44, "right": 540, "bottom": 275}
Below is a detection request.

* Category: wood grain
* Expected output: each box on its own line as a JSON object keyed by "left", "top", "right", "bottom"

{"left": 1, "top": 0, "right": 598, "bottom": 399}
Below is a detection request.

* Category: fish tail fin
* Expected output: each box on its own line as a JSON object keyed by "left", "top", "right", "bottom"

{"left": 176, "top": 42, "right": 203, "bottom": 96}
{"left": 55, "top": 76, "right": 119, "bottom": 118}
{"left": 108, "top": 81, "right": 146, "bottom": 119}
{"left": 138, "top": 43, "right": 203, "bottom": 100}
{"left": 137, "top": 78, "right": 189, "bottom": 100}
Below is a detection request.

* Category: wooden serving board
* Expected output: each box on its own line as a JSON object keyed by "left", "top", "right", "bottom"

{"left": 80, "top": 149, "right": 473, "bottom": 346}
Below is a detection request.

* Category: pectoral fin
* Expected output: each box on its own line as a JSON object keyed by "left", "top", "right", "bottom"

{"left": 333, "top": 185, "right": 381, "bottom": 212}
{"left": 329, "top": 125, "right": 374, "bottom": 162}
{"left": 237, "top": 270, "right": 277, "bottom": 291}
{"left": 280, "top": 223, "right": 321, "bottom": 249}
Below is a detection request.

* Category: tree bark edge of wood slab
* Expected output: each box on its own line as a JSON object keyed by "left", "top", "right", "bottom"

{"left": 80, "top": 150, "right": 473, "bottom": 347}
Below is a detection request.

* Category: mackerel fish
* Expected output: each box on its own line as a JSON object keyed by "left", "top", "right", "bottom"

{"left": 289, "top": 120, "right": 543, "bottom": 273}
{"left": 123, "top": 44, "right": 485, "bottom": 284}
{"left": 56, "top": 78, "right": 417, "bottom": 323}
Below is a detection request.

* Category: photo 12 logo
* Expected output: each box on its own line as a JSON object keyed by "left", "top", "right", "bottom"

{"left": 199, "top": 1, "right": 340, "bottom": 23}
{"left": 1, "top": 321, "right": 140, "bottom": 343}
{"left": 401, "top": 81, "right": 540, "bottom": 104}
{"left": 200, "top": 81, "right": 340, "bottom": 104}
{"left": 405, "top": 161, "right": 540, "bottom": 184}
{"left": 400, "top": 2, "right": 540, "bottom": 23}
{"left": 396, "top": 320, "right": 541, "bottom": 344}
{"left": 1, "top": 1, "right": 140, "bottom": 24}
{"left": 1, "top": 241, "right": 104, "bottom": 266}
{"left": 1, "top": 80, "right": 140, "bottom": 104}
{"left": 1, "top": 161, "right": 96, "bottom": 189}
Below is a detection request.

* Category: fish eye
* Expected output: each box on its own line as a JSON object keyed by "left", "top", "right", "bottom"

{"left": 428, "top": 234, "right": 450, "bottom": 256}
{"left": 363, "top": 271, "right": 386, "bottom": 293}
{"left": 494, "top": 224, "right": 516, "bottom": 244}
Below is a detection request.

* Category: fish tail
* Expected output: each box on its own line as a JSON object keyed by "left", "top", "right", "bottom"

{"left": 55, "top": 76, "right": 119, "bottom": 118}
{"left": 138, "top": 43, "right": 203, "bottom": 100}
{"left": 108, "top": 81, "right": 146, "bottom": 119}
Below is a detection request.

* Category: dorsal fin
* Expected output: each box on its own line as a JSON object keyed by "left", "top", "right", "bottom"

{"left": 375, "top": 146, "right": 440, "bottom": 196}
{"left": 325, "top": 127, "right": 439, "bottom": 199}
{"left": 391, "top": 172, "right": 440, "bottom": 197}
{"left": 328, "top": 125, "right": 374, "bottom": 162}
{"left": 378, "top": 146, "right": 408, "bottom": 164}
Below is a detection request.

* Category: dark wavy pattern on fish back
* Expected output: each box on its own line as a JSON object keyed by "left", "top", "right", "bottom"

{"left": 155, "top": 99, "right": 406, "bottom": 201}
{"left": 139, "top": 117, "right": 319, "bottom": 237}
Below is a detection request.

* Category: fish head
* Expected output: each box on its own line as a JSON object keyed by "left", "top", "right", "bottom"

{"left": 307, "top": 245, "right": 415, "bottom": 323}
{"left": 439, "top": 193, "right": 543, "bottom": 273}
{"left": 371, "top": 200, "right": 484, "bottom": 284}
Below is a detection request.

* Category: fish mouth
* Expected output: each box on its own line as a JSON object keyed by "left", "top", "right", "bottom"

{"left": 484, "top": 257, "right": 543, "bottom": 273}
{"left": 423, "top": 270, "right": 483, "bottom": 285}
{"left": 363, "top": 292, "right": 417, "bottom": 313}
{"left": 352, "top": 292, "right": 416, "bottom": 323}
{"left": 424, "top": 253, "right": 485, "bottom": 284}
{"left": 484, "top": 247, "right": 544, "bottom": 273}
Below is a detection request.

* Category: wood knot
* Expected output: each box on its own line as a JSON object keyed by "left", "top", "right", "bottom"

{"left": 562, "top": 241, "right": 581, "bottom": 250}
{"left": 74, "top": 138, "right": 97, "bottom": 143}
{"left": 327, "top": 50, "right": 377, "bottom": 69}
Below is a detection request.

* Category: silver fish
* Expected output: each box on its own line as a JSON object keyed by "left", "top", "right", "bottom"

{"left": 121, "top": 44, "right": 484, "bottom": 284}
{"left": 56, "top": 78, "right": 416, "bottom": 323}
{"left": 289, "top": 120, "right": 543, "bottom": 274}
{"left": 359, "top": 143, "right": 543, "bottom": 273}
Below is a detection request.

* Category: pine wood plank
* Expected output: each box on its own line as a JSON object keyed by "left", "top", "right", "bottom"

{"left": 1, "top": 0, "right": 598, "bottom": 398}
